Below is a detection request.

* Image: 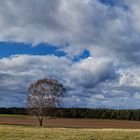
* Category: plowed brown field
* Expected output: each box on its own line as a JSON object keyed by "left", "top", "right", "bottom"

{"left": 0, "top": 116, "right": 140, "bottom": 128}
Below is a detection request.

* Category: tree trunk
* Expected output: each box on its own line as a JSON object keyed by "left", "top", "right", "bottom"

{"left": 39, "top": 117, "right": 43, "bottom": 126}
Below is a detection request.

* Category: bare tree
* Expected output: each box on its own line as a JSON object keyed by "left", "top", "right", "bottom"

{"left": 27, "top": 78, "right": 65, "bottom": 126}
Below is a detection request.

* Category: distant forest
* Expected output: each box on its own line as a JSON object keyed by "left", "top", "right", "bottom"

{"left": 1, "top": 107, "right": 140, "bottom": 121}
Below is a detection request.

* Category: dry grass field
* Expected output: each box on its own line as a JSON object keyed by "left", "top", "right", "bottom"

{"left": 1, "top": 115, "right": 140, "bottom": 140}
{"left": 0, "top": 125, "right": 140, "bottom": 140}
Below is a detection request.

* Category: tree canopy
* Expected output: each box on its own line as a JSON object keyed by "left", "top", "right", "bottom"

{"left": 27, "top": 78, "right": 65, "bottom": 126}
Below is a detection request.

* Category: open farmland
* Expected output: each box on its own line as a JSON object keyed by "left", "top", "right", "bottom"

{"left": 0, "top": 125, "right": 140, "bottom": 140}
{"left": 1, "top": 115, "right": 140, "bottom": 128}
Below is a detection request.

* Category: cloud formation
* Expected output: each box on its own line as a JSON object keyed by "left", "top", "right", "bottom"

{"left": 0, "top": 0, "right": 140, "bottom": 62}
{"left": 0, "top": 54, "right": 139, "bottom": 108}
{"left": 0, "top": 55, "right": 116, "bottom": 107}
{"left": 0, "top": 0, "right": 140, "bottom": 108}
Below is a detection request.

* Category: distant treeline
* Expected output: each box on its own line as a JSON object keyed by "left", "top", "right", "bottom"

{"left": 1, "top": 107, "right": 140, "bottom": 121}
{"left": 0, "top": 107, "right": 27, "bottom": 115}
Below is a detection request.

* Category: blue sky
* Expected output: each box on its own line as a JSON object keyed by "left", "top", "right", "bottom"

{"left": 99, "top": 0, "right": 117, "bottom": 6}
{"left": 0, "top": 41, "right": 90, "bottom": 62}
{"left": 0, "top": 0, "right": 140, "bottom": 109}
{"left": 0, "top": 42, "right": 66, "bottom": 58}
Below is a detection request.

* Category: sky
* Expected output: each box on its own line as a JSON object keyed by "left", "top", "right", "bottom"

{"left": 0, "top": 0, "right": 140, "bottom": 109}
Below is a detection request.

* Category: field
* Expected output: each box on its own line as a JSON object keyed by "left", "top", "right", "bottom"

{"left": 1, "top": 125, "right": 140, "bottom": 140}
{"left": 1, "top": 115, "right": 140, "bottom": 140}
{"left": 1, "top": 115, "right": 140, "bottom": 128}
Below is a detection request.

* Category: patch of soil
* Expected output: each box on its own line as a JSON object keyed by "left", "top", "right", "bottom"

{"left": 0, "top": 116, "right": 140, "bottom": 128}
